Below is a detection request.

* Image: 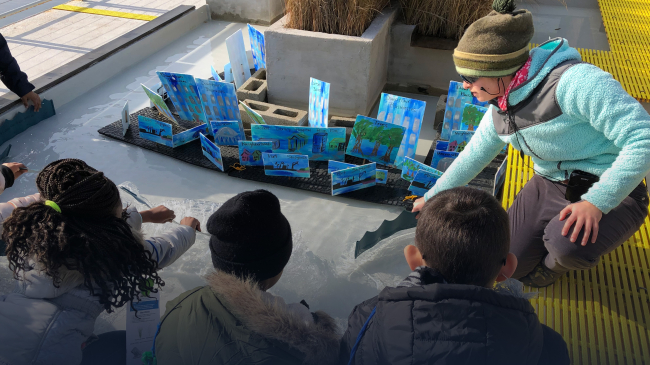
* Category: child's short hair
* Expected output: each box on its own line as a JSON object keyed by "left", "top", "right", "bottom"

{"left": 415, "top": 187, "right": 510, "bottom": 286}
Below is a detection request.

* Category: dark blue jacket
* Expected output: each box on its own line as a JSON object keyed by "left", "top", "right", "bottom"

{"left": 340, "top": 267, "right": 569, "bottom": 365}
{"left": 0, "top": 33, "right": 34, "bottom": 97}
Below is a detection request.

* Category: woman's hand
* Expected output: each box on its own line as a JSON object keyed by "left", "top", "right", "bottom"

{"left": 180, "top": 217, "right": 201, "bottom": 232}
{"left": 2, "top": 162, "right": 28, "bottom": 180}
{"left": 140, "top": 205, "right": 175, "bottom": 224}
{"left": 411, "top": 197, "right": 426, "bottom": 218}
{"left": 559, "top": 201, "right": 603, "bottom": 246}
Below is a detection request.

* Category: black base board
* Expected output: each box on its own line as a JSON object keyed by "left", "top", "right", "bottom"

{"left": 99, "top": 107, "right": 505, "bottom": 210}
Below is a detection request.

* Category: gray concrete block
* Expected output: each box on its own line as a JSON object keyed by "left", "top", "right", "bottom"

{"left": 434, "top": 95, "right": 447, "bottom": 133}
{"left": 239, "top": 100, "right": 307, "bottom": 128}
{"left": 236, "top": 68, "right": 268, "bottom": 102}
{"left": 207, "top": 0, "right": 284, "bottom": 25}
{"left": 266, "top": 8, "right": 397, "bottom": 118}
{"left": 328, "top": 116, "right": 356, "bottom": 128}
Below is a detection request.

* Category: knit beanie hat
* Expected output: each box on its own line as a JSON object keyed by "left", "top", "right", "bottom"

{"left": 207, "top": 190, "right": 292, "bottom": 282}
{"left": 453, "top": 0, "right": 534, "bottom": 78}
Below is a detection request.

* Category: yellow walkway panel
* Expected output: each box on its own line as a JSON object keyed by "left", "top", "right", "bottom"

{"left": 52, "top": 4, "right": 157, "bottom": 21}
{"left": 502, "top": 146, "right": 650, "bottom": 365}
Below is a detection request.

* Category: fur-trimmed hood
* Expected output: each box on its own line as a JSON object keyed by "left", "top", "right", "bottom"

{"left": 205, "top": 270, "right": 341, "bottom": 365}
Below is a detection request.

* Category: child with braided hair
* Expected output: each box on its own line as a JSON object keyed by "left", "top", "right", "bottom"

{"left": 0, "top": 159, "right": 201, "bottom": 365}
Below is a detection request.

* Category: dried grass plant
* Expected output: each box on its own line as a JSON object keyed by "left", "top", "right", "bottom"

{"left": 399, "top": 0, "right": 493, "bottom": 40}
{"left": 284, "top": 0, "right": 391, "bottom": 37}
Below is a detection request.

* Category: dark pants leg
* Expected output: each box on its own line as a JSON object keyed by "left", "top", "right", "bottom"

{"left": 81, "top": 331, "right": 126, "bottom": 365}
{"left": 509, "top": 175, "right": 648, "bottom": 279}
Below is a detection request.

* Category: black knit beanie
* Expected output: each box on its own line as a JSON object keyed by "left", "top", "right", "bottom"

{"left": 207, "top": 190, "right": 292, "bottom": 282}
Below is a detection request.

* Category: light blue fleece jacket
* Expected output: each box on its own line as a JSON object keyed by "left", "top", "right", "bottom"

{"left": 424, "top": 38, "right": 650, "bottom": 214}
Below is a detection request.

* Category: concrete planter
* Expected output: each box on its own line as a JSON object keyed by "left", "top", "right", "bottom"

{"left": 266, "top": 8, "right": 397, "bottom": 118}
{"left": 206, "top": 0, "right": 284, "bottom": 25}
{"left": 387, "top": 23, "right": 457, "bottom": 95}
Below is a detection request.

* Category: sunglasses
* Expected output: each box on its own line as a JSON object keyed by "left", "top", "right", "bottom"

{"left": 459, "top": 74, "right": 478, "bottom": 84}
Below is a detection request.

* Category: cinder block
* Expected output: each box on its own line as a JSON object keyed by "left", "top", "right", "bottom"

{"left": 237, "top": 69, "right": 268, "bottom": 102}
{"left": 434, "top": 95, "right": 447, "bottom": 133}
{"left": 328, "top": 116, "right": 356, "bottom": 129}
{"left": 239, "top": 100, "right": 308, "bottom": 128}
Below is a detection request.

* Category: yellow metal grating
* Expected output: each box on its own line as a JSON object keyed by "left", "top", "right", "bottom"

{"left": 596, "top": 0, "right": 650, "bottom": 102}
{"left": 502, "top": 145, "right": 650, "bottom": 365}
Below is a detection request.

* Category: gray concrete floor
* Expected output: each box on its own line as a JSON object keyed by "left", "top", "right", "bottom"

{"left": 522, "top": 0, "right": 610, "bottom": 51}
{"left": 0, "top": 0, "right": 204, "bottom": 101}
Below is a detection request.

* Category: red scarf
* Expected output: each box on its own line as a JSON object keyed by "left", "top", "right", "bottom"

{"left": 498, "top": 57, "right": 532, "bottom": 111}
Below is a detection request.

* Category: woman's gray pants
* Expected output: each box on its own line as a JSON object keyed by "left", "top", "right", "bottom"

{"left": 509, "top": 175, "right": 649, "bottom": 278}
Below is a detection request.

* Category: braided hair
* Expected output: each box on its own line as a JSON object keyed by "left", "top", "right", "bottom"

{"left": 2, "top": 159, "right": 164, "bottom": 312}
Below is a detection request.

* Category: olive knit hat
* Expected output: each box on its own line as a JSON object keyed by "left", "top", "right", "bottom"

{"left": 453, "top": 0, "right": 534, "bottom": 78}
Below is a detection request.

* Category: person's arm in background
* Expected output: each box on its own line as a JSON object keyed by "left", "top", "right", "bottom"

{"left": 412, "top": 107, "right": 506, "bottom": 212}
{"left": 124, "top": 205, "right": 201, "bottom": 268}
{"left": 0, "top": 34, "right": 40, "bottom": 111}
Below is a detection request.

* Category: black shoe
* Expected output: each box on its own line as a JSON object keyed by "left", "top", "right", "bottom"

{"left": 519, "top": 262, "right": 563, "bottom": 288}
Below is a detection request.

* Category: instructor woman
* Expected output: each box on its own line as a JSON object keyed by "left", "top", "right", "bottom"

{"left": 412, "top": 0, "right": 650, "bottom": 287}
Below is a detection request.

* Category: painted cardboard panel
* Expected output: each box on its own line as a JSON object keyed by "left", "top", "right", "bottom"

{"left": 239, "top": 141, "right": 274, "bottom": 166}
{"left": 224, "top": 63, "right": 234, "bottom": 83}
{"left": 121, "top": 102, "right": 130, "bottom": 137}
{"left": 210, "top": 121, "right": 244, "bottom": 146}
{"left": 493, "top": 156, "right": 508, "bottom": 196}
{"left": 346, "top": 116, "right": 406, "bottom": 165}
{"left": 401, "top": 156, "right": 439, "bottom": 182}
{"left": 262, "top": 153, "right": 310, "bottom": 178}
{"left": 328, "top": 160, "right": 356, "bottom": 174}
{"left": 240, "top": 101, "right": 266, "bottom": 125}
{"left": 138, "top": 116, "right": 173, "bottom": 147}
{"left": 328, "top": 160, "right": 387, "bottom": 184}
{"left": 377, "top": 93, "right": 426, "bottom": 167}
{"left": 448, "top": 130, "right": 475, "bottom": 152}
{"left": 172, "top": 124, "right": 208, "bottom": 148}
{"left": 248, "top": 24, "right": 266, "bottom": 71}
{"left": 376, "top": 169, "right": 388, "bottom": 184}
{"left": 211, "top": 66, "right": 222, "bottom": 81}
{"left": 332, "top": 163, "right": 377, "bottom": 196}
{"left": 308, "top": 78, "right": 330, "bottom": 128}
{"left": 195, "top": 78, "right": 243, "bottom": 134}
{"left": 200, "top": 133, "right": 224, "bottom": 171}
{"left": 409, "top": 169, "right": 443, "bottom": 197}
{"left": 430, "top": 150, "right": 459, "bottom": 172}
{"left": 251, "top": 125, "right": 346, "bottom": 161}
{"left": 157, "top": 72, "right": 207, "bottom": 124}
{"left": 441, "top": 81, "right": 489, "bottom": 140}
{"left": 141, "top": 84, "right": 177, "bottom": 124}
{"left": 226, "top": 29, "right": 252, "bottom": 89}
{"left": 459, "top": 103, "right": 488, "bottom": 131}
{"left": 435, "top": 140, "right": 449, "bottom": 151}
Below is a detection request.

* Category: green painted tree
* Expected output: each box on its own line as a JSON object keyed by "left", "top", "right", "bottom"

{"left": 369, "top": 126, "right": 385, "bottom": 156}
{"left": 351, "top": 118, "right": 374, "bottom": 154}
{"left": 380, "top": 127, "right": 405, "bottom": 163}
{"left": 462, "top": 105, "right": 486, "bottom": 131}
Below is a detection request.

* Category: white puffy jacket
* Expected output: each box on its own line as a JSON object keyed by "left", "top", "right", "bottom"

{"left": 0, "top": 189, "right": 197, "bottom": 365}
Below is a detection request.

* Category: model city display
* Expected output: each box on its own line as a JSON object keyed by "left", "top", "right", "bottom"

{"left": 102, "top": 25, "right": 503, "bottom": 202}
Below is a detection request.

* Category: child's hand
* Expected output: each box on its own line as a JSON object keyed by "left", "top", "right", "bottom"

{"left": 2, "top": 162, "right": 28, "bottom": 180}
{"left": 140, "top": 205, "right": 176, "bottom": 224}
{"left": 180, "top": 217, "right": 201, "bottom": 232}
